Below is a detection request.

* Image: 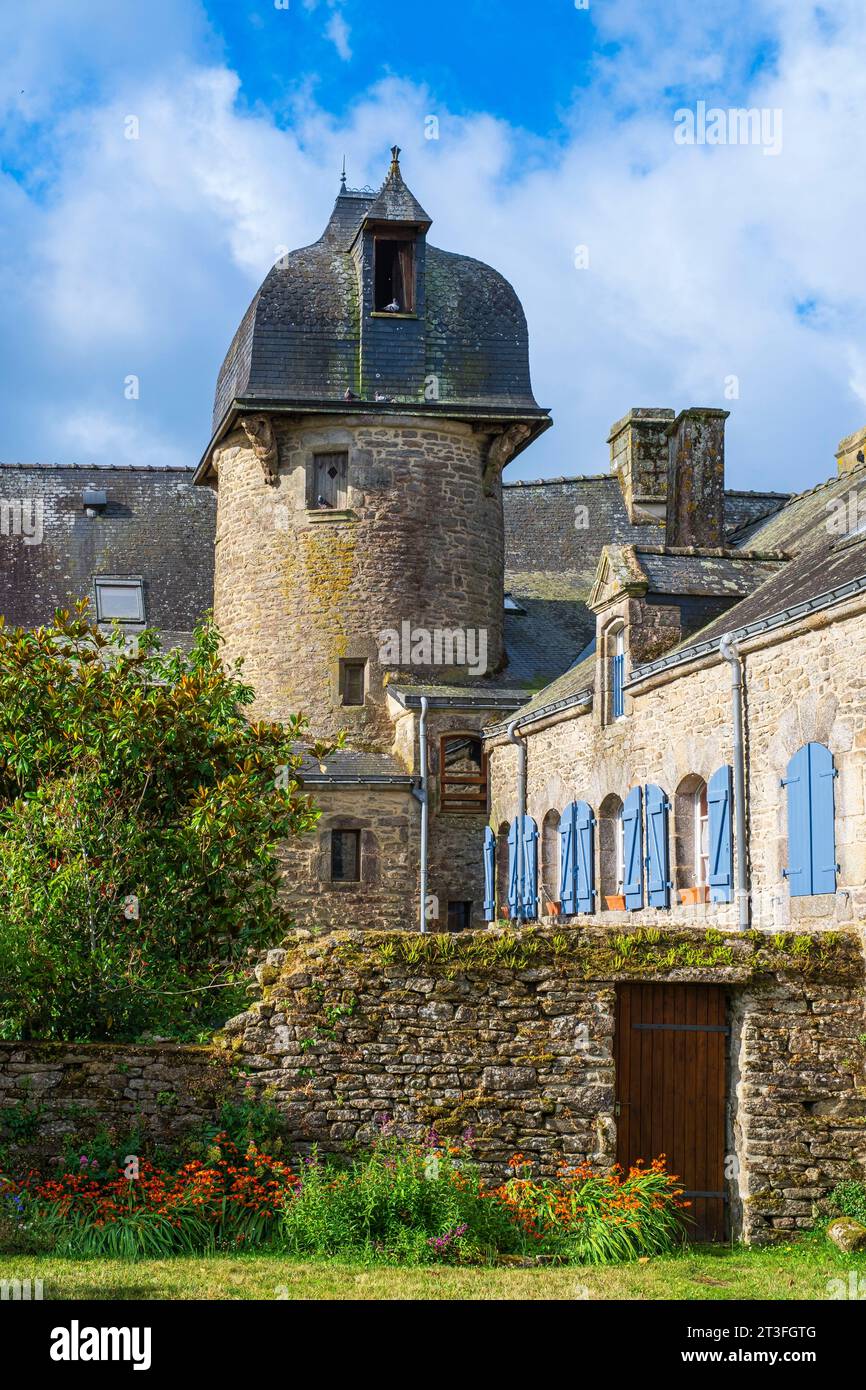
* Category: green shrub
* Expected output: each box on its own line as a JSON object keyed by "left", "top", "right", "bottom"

{"left": 0, "top": 605, "right": 335, "bottom": 1041}
{"left": 281, "top": 1134, "right": 521, "bottom": 1264}
{"left": 829, "top": 1181, "right": 866, "bottom": 1225}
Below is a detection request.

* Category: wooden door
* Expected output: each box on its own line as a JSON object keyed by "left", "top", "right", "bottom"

{"left": 614, "top": 983, "right": 728, "bottom": 1242}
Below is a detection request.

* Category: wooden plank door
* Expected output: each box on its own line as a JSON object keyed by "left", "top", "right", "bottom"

{"left": 614, "top": 983, "right": 728, "bottom": 1242}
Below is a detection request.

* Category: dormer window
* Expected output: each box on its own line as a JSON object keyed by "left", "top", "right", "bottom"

{"left": 374, "top": 235, "right": 415, "bottom": 313}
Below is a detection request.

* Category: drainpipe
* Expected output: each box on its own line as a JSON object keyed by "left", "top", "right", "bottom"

{"left": 417, "top": 697, "right": 429, "bottom": 933}
{"left": 507, "top": 720, "right": 526, "bottom": 921}
{"left": 719, "top": 633, "right": 750, "bottom": 929}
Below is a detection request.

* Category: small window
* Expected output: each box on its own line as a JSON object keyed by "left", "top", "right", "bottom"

{"left": 339, "top": 660, "right": 366, "bottom": 707}
{"left": 504, "top": 592, "right": 526, "bottom": 614}
{"left": 374, "top": 237, "right": 415, "bottom": 313}
{"left": 447, "top": 901, "right": 472, "bottom": 932}
{"left": 311, "top": 452, "right": 348, "bottom": 509}
{"left": 94, "top": 577, "right": 145, "bottom": 623}
{"left": 440, "top": 734, "right": 487, "bottom": 812}
{"left": 330, "top": 829, "right": 361, "bottom": 882}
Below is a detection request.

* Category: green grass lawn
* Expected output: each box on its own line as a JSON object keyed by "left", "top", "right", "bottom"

{"left": 4, "top": 1235, "right": 864, "bottom": 1300}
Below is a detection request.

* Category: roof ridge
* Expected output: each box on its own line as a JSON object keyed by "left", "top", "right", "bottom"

{"left": 0, "top": 462, "right": 196, "bottom": 472}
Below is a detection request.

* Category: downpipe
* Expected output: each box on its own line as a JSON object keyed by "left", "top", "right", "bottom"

{"left": 507, "top": 720, "right": 526, "bottom": 922}
{"left": 416, "top": 696, "right": 429, "bottom": 933}
{"left": 719, "top": 633, "right": 750, "bottom": 929}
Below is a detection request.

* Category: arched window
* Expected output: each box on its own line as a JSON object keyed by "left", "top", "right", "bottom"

{"left": 439, "top": 733, "right": 487, "bottom": 811}
{"left": 674, "top": 775, "right": 707, "bottom": 892}
{"left": 599, "top": 794, "right": 624, "bottom": 906}
{"left": 496, "top": 822, "right": 510, "bottom": 916}
{"left": 541, "top": 810, "right": 561, "bottom": 905}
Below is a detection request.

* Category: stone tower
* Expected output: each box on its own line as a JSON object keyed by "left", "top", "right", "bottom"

{"left": 195, "top": 149, "right": 550, "bottom": 745}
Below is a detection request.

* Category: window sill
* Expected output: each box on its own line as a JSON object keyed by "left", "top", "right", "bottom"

{"left": 305, "top": 508, "right": 358, "bottom": 524}
{"left": 371, "top": 311, "right": 417, "bottom": 320}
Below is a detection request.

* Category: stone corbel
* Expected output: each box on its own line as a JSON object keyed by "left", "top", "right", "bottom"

{"left": 240, "top": 414, "right": 279, "bottom": 485}
{"left": 481, "top": 423, "right": 532, "bottom": 495}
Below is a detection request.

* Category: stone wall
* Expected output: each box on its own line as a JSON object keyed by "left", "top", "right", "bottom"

{"left": 212, "top": 414, "right": 504, "bottom": 741}
{"left": 2, "top": 927, "right": 862, "bottom": 1244}
{"left": 0, "top": 1043, "right": 231, "bottom": 1165}
{"left": 223, "top": 924, "right": 866, "bottom": 1244}
{"left": 488, "top": 598, "right": 866, "bottom": 929}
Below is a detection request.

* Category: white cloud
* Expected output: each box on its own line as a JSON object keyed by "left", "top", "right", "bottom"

{"left": 1, "top": 0, "right": 865, "bottom": 490}
{"left": 325, "top": 11, "right": 352, "bottom": 63}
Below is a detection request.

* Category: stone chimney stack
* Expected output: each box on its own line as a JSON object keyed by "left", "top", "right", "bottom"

{"left": 665, "top": 408, "right": 729, "bottom": 548}
{"left": 608, "top": 408, "right": 675, "bottom": 524}
{"left": 836, "top": 425, "right": 866, "bottom": 475}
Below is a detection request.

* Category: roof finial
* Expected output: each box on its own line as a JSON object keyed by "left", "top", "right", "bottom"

{"left": 340, "top": 155, "right": 347, "bottom": 192}
{"left": 389, "top": 144, "right": 401, "bottom": 174}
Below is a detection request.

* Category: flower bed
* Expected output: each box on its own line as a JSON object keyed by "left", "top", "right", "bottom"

{"left": 2, "top": 1130, "right": 689, "bottom": 1265}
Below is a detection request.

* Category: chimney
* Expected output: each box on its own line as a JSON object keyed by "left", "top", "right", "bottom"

{"left": 665, "top": 408, "right": 729, "bottom": 548}
{"left": 836, "top": 425, "right": 866, "bottom": 476}
{"left": 608, "top": 408, "right": 675, "bottom": 524}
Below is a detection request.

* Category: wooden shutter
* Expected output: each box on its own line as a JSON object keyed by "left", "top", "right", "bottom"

{"left": 482, "top": 826, "right": 496, "bottom": 921}
{"left": 507, "top": 820, "right": 520, "bottom": 918}
{"left": 808, "top": 743, "right": 838, "bottom": 894}
{"left": 707, "top": 765, "right": 733, "bottom": 903}
{"left": 314, "top": 452, "right": 348, "bottom": 508}
{"left": 559, "top": 802, "right": 578, "bottom": 914}
{"left": 575, "top": 800, "right": 596, "bottom": 913}
{"left": 784, "top": 742, "right": 838, "bottom": 897}
{"left": 522, "top": 816, "right": 539, "bottom": 920}
{"left": 622, "top": 786, "right": 644, "bottom": 910}
{"left": 645, "top": 783, "right": 672, "bottom": 909}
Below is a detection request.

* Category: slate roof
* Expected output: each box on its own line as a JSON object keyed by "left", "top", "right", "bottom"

{"left": 499, "top": 476, "right": 789, "bottom": 694}
{"left": 211, "top": 158, "right": 542, "bottom": 436}
{"left": 298, "top": 749, "right": 414, "bottom": 784}
{"left": 0, "top": 464, "right": 215, "bottom": 646}
{"left": 675, "top": 462, "right": 866, "bottom": 650}
{"left": 635, "top": 550, "right": 785, "bottom": 598}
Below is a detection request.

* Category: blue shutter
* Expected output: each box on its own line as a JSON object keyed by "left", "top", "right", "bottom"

{"left": 507, "top": 819, "right": 520, "bottom": 917}
{"left": 613, "top": 653, "right": 625, "bottom": 719}
{"left": 622, "top": 786, "right": 643, "bottom": 910}
{"left": 783, "top": 744, "right": 812, "bottom": 896}
{"left": 645, "top": 783, "right": 672, "bottom": 908}
{"left": 559, "top": 802, "right": 577, "bottom": 914}
{"left": 808, "top": 743, "right": 838, "bottom": 895}
{"left": 707, "top": 765, "right": 733, "bottom": 903}
{"left": 483, "top": 826, "right": 496, "bottom": 921}
{"left": 522, "top": 816, "right": 539, "bottom": 920}
{"left": 575, "top": 800, "right": 596, "bottom": 914}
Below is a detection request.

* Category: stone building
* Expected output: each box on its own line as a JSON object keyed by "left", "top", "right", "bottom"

{"left": 1, "top": 150, "right": 865, "bottom": 1240}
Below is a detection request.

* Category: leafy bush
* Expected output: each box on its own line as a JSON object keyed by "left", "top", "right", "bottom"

{"left": 0, "top": 604, "right": 334, "bottom": 1040}
{"left": 280, "top": 1132, "right": 521, "bottom": 1264}
{"left": 829, "top": 1180, "right": 866, "bottom": 1225}
{"left": 489, "top": 1153, "right": 688, "bottom": 1264}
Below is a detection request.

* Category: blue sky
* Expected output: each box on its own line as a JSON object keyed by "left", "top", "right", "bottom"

{"left": 1, "top": 0, "right": 865, "bottom": 488}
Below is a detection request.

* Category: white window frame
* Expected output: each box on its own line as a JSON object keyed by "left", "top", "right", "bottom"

{"left": 615, "top": 808, "right": 625, "bottom": 891}
{"left": 694, "top": 781, "right": 709, "bottom": 887}
{"left": 94, "top": 576, "right": 145, "bottom": 624}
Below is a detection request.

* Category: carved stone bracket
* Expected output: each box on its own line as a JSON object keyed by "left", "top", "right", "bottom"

{"left": 240, "top": 414, "right": 279, "bottom": 485}
{"left": 482, "top": 422, "right": 532, "bottom": 495}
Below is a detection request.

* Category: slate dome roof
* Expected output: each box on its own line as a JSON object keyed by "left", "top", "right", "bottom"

{"left": 212, "top": 153, "right": 541, "bottom": 434}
